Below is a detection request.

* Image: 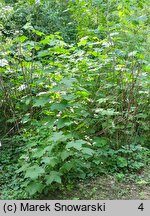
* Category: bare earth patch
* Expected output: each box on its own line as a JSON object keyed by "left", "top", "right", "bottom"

{"left": 43, "top": 167, "right": 150, "bottom": 200}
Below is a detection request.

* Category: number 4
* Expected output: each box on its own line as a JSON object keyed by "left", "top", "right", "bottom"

{"left": 138, "top": 203, "right": 144, "bottom": 211}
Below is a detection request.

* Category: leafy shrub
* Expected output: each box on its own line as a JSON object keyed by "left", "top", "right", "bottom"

{"left": 0, "top": 0, "right": 150, "bottom": 199}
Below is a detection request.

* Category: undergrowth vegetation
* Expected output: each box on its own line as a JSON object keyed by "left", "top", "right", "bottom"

{"left": 0, "top": 0, "right": 150, "bottom": 199}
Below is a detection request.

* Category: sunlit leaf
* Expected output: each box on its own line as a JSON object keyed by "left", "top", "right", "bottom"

{"left": 66, "top": 140, "right": 87, "bottom": 150}
{"left": 46, "top": 171, "right": 61, "bottom": 185}
{"left": 25, "top": 165, "right": 45, "bottom": 180}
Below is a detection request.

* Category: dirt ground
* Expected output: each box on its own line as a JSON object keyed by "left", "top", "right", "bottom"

{"left": 44, "top": 167, "right": 150, "bottom": 200}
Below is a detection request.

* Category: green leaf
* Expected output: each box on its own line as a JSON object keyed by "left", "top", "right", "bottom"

{"left": 32, "top": 29, "right": 45, "bottom": 36}
{"left": 93, "top": 159, "right": 101, "bottom": 165}
{"left": 60, "top": 78, "right": 77, "bottom": 87}
{"left": 26, "top": 182, "right": 43, "bottom": 196}
{"left": 33, "top": 97, "right": 50, "bottom": 107}
{"left": 93, "top": 137, "right": 107, "bottom": 147}
{"left": 41, "top": 157, "right": 58, "bottom": 167}
{"left": 117, "top": 157, "right": 128, "bottom": 168}
{"left": 0, "top": 59, "right": 8, "bottom": 67}
{"left": 40, "top": 35, "right": 54, "bottom": 45}
{"left": 62, "top": 94, "right": 76, "bottom": 100}
{"left": 21, "top": 115, "right": 30, "bottom": 124}
{"left": 51, "top": 131, "right": 65, "bottom": 142}
{"left": 51, "top": 102, "right": 68, "bottom": 111}
{"left": 15, "top": 35, "right": 28, "bottom": 43}
{"left": 32, "top": 148, "right": 46, "bottom": 158}
{"left": 23, "top": 22, "right": 34, "bottom": 30}
{"left": 57, "top": 118, "right": 73, "bottom": 129}
{"left": 25, "top": 165, "right": 45, "bottom": 180}
{"left": 37, "top": 50, "right": 50, "bottom": 57}
{"left": 78, "top": 37, "right": 88, "bottom": 47}
{"left": 128, "top": 51, "right": 137, "bottom": 57}
{"left": 44, "top": 145, "right": 53, "bottom": 153}
{"left": 61, "top": 162, "right": 73, "bottom": 171}
{"left": 82, "top": 147, "right": 95, "bottom": 156}
{"left": 16, "top": 164, "right": 29, "bottom": 174}
{"left": 61, "top": 151, "right": 70, "bottom": 161}
{"left": 137, "top": 15, "right": 148, "bottom": 22}
{"left": 95, "top": 108, "right": 119, "bottom": 116}
{"left": 97, "top": 98, "right": 108, "bottom": 104}
{"left": 46, "top": 171, "right": 61, "bottom": 185}
{"left": 66, "top": 140, "right": 87, "bottom": 150}
{"left": 76, "top": 91, "right": 89, "bottom": 98}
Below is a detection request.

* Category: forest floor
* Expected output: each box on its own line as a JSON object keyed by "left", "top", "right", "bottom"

{"left": 1, "top": 145, "right": 149, "bottom": 200}
{"left": 43, "top": 166, "right": 150, "bottom": 200}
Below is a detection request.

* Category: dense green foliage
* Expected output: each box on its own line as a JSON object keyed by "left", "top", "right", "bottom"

{"left": 0, "top": 0, "right": 150, "bottom": 199}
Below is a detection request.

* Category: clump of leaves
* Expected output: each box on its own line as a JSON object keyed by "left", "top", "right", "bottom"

{"left": 0, "top": 0, "right": 150, "bottom": 199}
